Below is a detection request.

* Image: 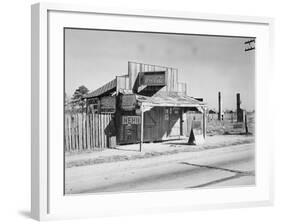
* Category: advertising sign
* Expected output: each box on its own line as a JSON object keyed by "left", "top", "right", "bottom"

{"left": 100, "top": 96, "right": 116, "bottom": 113}
{"left": 140, "top": 71, "right": 166, "bottom": 86}
{"left": 122, "top": 116, "right": 141, "bottom": 125}
{"left": 121, "top": 94, "right": 137, "bottom": 111}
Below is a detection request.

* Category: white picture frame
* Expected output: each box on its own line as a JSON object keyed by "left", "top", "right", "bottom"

{"left": 31, "top": 2, "right": 274, "bottom": 221}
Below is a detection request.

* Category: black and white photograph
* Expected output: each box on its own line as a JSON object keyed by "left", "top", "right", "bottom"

{"left": 64, "top": 28, "right": 255, "bottom": 195}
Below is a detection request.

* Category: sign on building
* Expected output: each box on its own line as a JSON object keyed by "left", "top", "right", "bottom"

{"left": 122, "top": 116, "right": 141, "bottom": 125}
{"left": 100, "top": 96, "right": 116, "bottom": 113}
{"left": 140, "top": 71, "right": 166, "bottom": 86}
{"left": 120, "top": 94, "right": 137, "bottom": 111}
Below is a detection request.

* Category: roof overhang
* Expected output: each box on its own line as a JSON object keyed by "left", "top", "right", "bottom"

{"left": 136, "top": 93, "right": 207, "bottom": 109}
{"left": 85, "top": 78, "right": 117, "bottom": 99}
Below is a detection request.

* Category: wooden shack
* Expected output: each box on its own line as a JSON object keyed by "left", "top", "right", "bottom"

{"left": 84, "top": 61, "right": 207, "bottom": 149}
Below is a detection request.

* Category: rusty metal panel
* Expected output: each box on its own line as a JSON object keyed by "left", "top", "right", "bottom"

{"left": 120, "top": 94, "right": 137, "bottom": 111}
{"left": 100, "top": 96, "right": 116, "bottom": 113}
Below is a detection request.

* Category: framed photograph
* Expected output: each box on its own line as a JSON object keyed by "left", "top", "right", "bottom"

{"left": 31, "top": 2, "right": 274, "bottom": 221}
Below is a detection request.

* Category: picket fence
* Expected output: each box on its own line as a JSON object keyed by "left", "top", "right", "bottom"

{"left": 64, "top": 112, "right": 114, "bottom": 151}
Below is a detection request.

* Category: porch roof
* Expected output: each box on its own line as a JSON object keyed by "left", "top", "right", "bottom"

{"left": 136, "top": 93, "right": 207, "bottom": 108}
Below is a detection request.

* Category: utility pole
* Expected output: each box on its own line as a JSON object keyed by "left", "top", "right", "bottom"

{"left": 245, "top": 112, "right": 249, "bottom": 134}
{"left": 218, "top": 92, "right": 222, "bottom": 121}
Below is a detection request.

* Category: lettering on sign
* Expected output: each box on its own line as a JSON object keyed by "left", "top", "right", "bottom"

{"left": 121, "top": 95, "right": 136, "bottom": 110}
{"left": 140, "top": 71, "right": 166, "bottom": 86}
{"left": 100, "top": 96, "right": 116, "bottom": 112}
{"left": 122, "top": 116, "right": 141, "bottom": 125}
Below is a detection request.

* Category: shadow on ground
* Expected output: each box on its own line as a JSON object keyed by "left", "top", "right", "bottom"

{"left": 180, "top": 162, "right": 255, "bottom": 188}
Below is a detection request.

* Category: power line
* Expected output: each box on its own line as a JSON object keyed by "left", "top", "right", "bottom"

{"left": 244, "top": 39, "right": 255, "bottom": 51}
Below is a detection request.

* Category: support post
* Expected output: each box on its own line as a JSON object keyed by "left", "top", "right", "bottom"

{"left": 140, "top": 105, "right": 144, "bottom": 152}
{"left": 203, "top": 107, "right": 207, "bottom": 138}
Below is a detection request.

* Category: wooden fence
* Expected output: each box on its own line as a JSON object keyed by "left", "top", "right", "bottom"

{"left": 64, "top": 112, "right": 115, "bottom": 151}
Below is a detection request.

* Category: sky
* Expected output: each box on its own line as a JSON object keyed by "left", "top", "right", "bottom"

{"left": 65, "top": 28, "right": 255, "bottom": 111}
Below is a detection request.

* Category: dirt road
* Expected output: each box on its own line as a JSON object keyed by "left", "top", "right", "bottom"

{"left": 65, "top": 143, "right": 255, "bottom": 194}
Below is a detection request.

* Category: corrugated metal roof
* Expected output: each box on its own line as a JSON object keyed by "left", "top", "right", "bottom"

{"left": 136, "top": 92, "right": 206, "bottom": 107}
{"left": 85, "top": 78, "right": 117, "bottom": 98}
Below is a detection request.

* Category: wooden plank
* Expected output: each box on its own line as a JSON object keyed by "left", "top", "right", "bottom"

{"left": 86, "top": 113, "right": 90, "bottom": 149}
{"left": 65, "top": 115, "right": 68, "bottom": 151}
{"left": 84, "top": 113, "right": 87, "bottom": 149}
{"left": 107, "top": 114, "right": 110, "bottom": 147}
{"left": 101, "top": 114, "right": 104, "bottom": 148}
{"left": 88, "top": 113, "right": 91, "bottom": 149}
{"left": 95, "top": 114, "right": 98, "bottom": 148}
{"left": 92, "top": 113, "right": 95, "bottom": 149}
{"left": 98, "top": 114, "right": 101, "bottom": 148}
{"left": 72, "top": 114, "right": 75, "bottom": 151}
{"left": 94, "top": 113, "right": 97, "bottom": 148}
{"left": 102, "top": 114, "right": 105, "bottom": 148}
{"left": 103, "top": 114, "right": 106, "bottom": 148}
{"left": 68, "top": 115, "right": 72, "bottom": 151}
{"left": 84, "top": 112, "right": 87, "bottom": 149}
{"left": 69, "top": 114, "right": 72, "bottom": 151}
{"left": 140, "top": 106, "right": 144, "bottom": 152}
{"left": 91, "top": 113, "right": 94, "bottom": 149}
{"left": 64, "top": 115, "right": 69, "bottom": 151}
{"left": 78, "top": 113, "right": 82, "bottom": 150}
{"left": 96, "top": 114, "right": 98, "bottom": 148}
{"left": 82, "top": 113, "right": 84, "bottom": 149}
{"left": 68, "top": 115, "right": 71, "bottom": 151}
{"left": 73, "top": 114, "right": 76, "bottom": 150}
{"left": 74, "top": 114, "right": 77, "bottom": 151}
{"left": 93, "top": 113, "right": 96, "bottom": 148}
{"left": 74, "top": 114, "right": 78, "bottom": 150}
{"left": 71, "top": 114, "right": 75, "bottom": 151}
{"left": 80, "top": 113, "right": 83, "bottom": 150}
{"left": 105, "top": 114, "right": 108, "bottom": 147}
{"left": 89, "top": 113, "right": 92, "bottom": 149}
{"left": 100, "top": 114, "right": 103, "bottom": 148}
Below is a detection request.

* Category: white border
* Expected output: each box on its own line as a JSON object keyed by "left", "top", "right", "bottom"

{"left": 31, "top": 2, "right": 274, "bottom": 221}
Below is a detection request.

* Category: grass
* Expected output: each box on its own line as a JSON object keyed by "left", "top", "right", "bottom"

{"left": 207, "top": 112, "right": 255, "bottom": 136}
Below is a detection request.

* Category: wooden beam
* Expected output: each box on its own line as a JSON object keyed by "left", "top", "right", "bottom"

{"left": 140, "top": 105, "right": 144, "bottom": 152}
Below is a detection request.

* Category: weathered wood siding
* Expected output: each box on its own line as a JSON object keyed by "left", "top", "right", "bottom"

{"left": 117, "top": 107, "right": 182, "bottom": 144}
{"left": 143, "top": 107, "right": 181, "bottom": 141}
{"left": 64, "top": 112, "right": 115, "bottom": 151}
{"left": 116, "top": 75, "right": 130, "bottom": 92}
{"left": 177, "top": 82, "right": 187, "bottom": 96}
